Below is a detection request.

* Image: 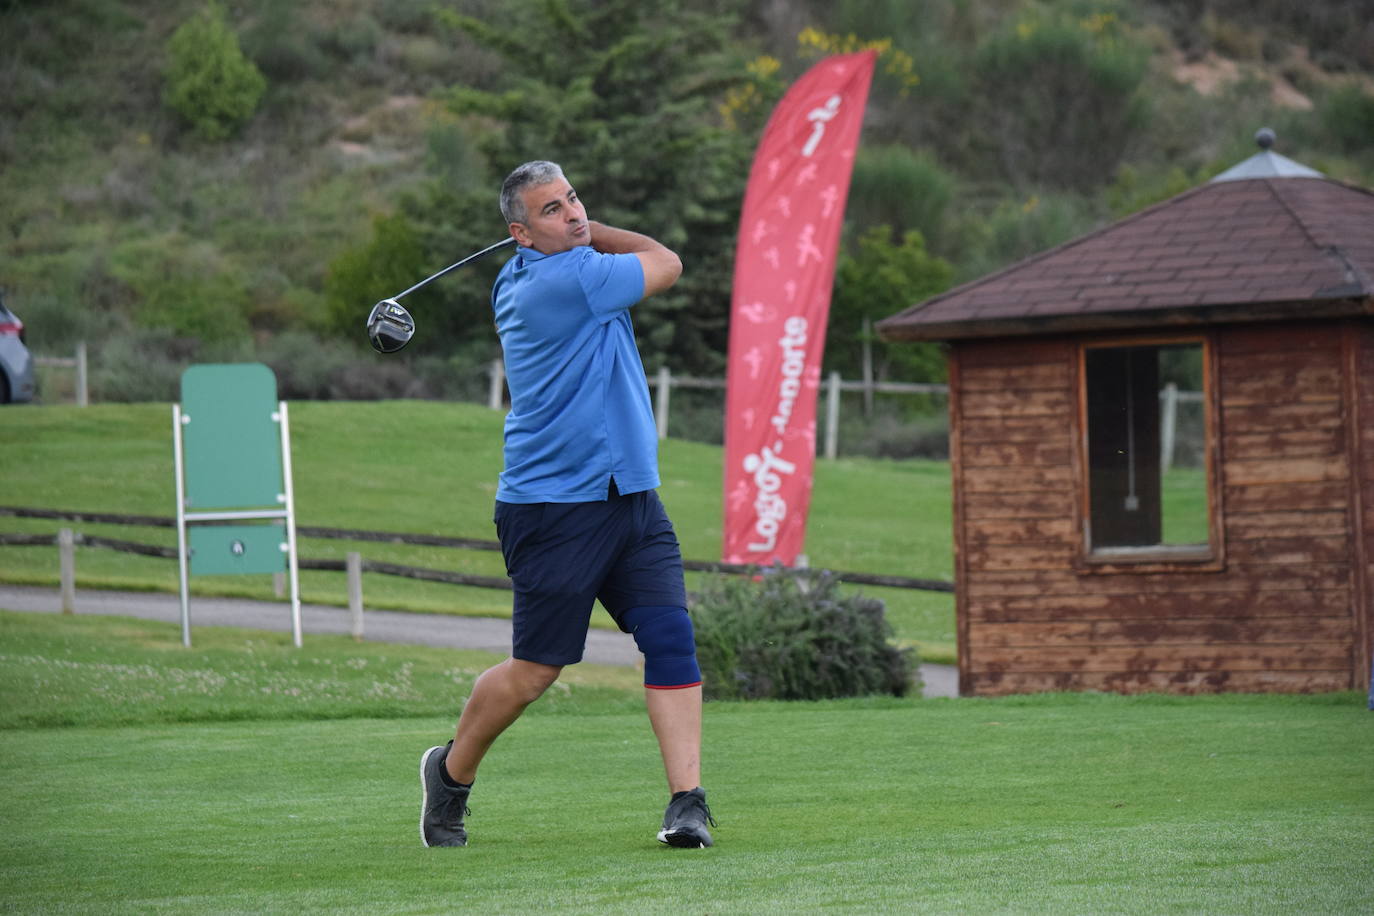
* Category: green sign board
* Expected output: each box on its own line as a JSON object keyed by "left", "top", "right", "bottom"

{"left": 175, "top": 362, "right": 303, "bottom": 647}
{"left": 189, "top": 524, "right": 287, "bottom": 576}
{"left": 180, "top": 363, "right": 283, "bottom": 510}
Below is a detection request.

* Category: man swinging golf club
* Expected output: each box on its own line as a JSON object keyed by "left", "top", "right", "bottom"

{"left": 420, "top": 160, "right": 716, "bottom": 849}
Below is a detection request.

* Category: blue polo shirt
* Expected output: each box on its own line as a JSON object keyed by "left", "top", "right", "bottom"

{"left": 492, "top": 244, "right": 659, "bottom": 503}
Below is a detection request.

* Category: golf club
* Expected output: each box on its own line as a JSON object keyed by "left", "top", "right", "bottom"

{"left": 366, "top": 236, "right": 516, "bottom": 353}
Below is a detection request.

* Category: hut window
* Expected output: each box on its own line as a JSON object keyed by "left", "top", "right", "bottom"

{"left": 1083, "top": 341, "right": 1211, "bottom": 557}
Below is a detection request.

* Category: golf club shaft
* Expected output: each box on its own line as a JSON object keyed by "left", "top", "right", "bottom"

{"left": 392, "top": 236, "right": 516, "bottom": 302}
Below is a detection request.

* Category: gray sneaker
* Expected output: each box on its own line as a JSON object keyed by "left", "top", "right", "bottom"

{"left": 419, "top": 742, "right": 470, "bottom": 847}
{"left": 657, "top": 787, "right": 715, "bottom": 848}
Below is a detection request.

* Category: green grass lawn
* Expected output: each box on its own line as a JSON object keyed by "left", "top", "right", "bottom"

{"left": 1160, "top": 465, "right": 1209, "bottom": 545}
{"left": 0, "top": 402, "right": 957, "bottom": 661}
{"left": 2, "top": 613, "right": 1370, "bottom": 914}
{"left": 0, "top": 611, "right": 641, "bottom": 730}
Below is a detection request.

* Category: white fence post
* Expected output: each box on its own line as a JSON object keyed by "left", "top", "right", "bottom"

{"left": 487, "top": 359, "right": 505, "bottom": 410}
{"left": 824, "top": 371, "right": 841, "bottom": 460}
{"left": 655, "top": 366, "right": 671, "bottom": 440}
{"left": 75, "top": 342, "right": 88, "bottom": 407}
{"left": 861, "top": 317, "right": 874, "bottom": 419}
{"left": 58, "top": 528, "right": 76, "bottom": 613}
{"left": 347, "top": 551, "right": 364, "bottom": 641}
{"left": 1160, "top": 382, "right": 1178, "bottom": 471}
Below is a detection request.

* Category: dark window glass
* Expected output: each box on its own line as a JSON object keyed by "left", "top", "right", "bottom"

{"left": 1085, "top": 342, "right": 1209, "bottom": 553}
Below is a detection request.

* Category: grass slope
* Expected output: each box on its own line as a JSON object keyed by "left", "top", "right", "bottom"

{"left": 0, "top": 401, "right": 956, "bottom": 659}
{"left": 1, "top": 613, "right": 1370, "bottom": 914}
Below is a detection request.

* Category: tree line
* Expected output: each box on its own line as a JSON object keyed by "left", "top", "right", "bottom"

{"left": 3, "top": 0, "right": 1370, "bottom": 405}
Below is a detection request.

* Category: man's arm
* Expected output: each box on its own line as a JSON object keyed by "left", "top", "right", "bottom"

{"left": 588, "top": 221, "right": 682, "bottom": 299}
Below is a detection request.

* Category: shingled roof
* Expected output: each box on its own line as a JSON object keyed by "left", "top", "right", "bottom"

{"left": 878, "top": 149, "right": 1374, "bottom": 342}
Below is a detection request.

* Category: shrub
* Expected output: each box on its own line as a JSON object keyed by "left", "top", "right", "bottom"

{"left": 9, "top": 284, "right": 122, "bottom": 354}
{"left": 90, "top": 329, "right": 197, "bottom": 403}
{"left": 241, "top": 0, "right": 328, "bottom": 83}
{"left": 323, "top": 13, "right": 382, "bottom": 62}
{"left": 257, "top": 331, "right": 365, "bottom": 400}
{"left": 970, "top": 10, "right": 1150, "bottom": 191}
{"left": 163, "top": 1, "right": 267, "bottom": 140}
{"left": 691, "top": 566, "right": 916, "bottom": 701}
{"left": 829, "top": 225, "right": 952, "bottom": 383}
{"left": 955, "top": 190, "right": 1101, "bottom": 280}
{"left": 664, "top": 387, "right": 726, "bottom": 445}
{"left": 107, "top": 236, "right": 253, "bottom": 348}
{"left": 323, "top": 212, "right": 429, "bottom": 338}
{"left": 256, "top": 331, "right": 427, "bottom": 401}
{"left": 835, "top": 401, "right": 950, "bottom": 460}
{"left": 376, "top": 0, "right": 444, "bottom": 33}
{"left": 1319, "top": 84, "right": 1374, "bottom": 154}
{"left": 847, "top": 146, "right": 955, "bottom": 251}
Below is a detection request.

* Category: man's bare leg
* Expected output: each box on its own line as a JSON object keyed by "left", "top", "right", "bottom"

{"left": 445, "top": 657, "right": 562, "bottom": 784}
{"left": 645, "top": 684, "right": 703, "bottom": 793}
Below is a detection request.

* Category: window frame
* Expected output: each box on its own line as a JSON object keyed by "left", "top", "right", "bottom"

{"left": 1073, "top": 332, "right": 1225, "bottom": 573}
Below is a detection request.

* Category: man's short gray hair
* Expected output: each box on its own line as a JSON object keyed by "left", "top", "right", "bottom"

{"left": 500, "top": 160, "right": 567, "bottom": 224}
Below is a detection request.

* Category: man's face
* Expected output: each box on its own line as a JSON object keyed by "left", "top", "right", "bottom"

{"left": 510, "top": 178, "right": 589, "bottom": 254}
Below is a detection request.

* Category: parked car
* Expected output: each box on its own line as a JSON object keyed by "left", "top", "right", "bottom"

{"left": 0, "top": 295, "right": 37, "bottom": 404}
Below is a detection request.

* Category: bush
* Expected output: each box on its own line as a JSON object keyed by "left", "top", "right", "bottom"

{"left": 375, "top": 0, "right": 446, "bottom": 33}
{"left": 90, "top": 329, "right": 199, "bottom": 403}
{"left": 8, "top": 285, "right": 122, "bottom": 355}
{"left": 163, "top": 1, "right": 267, "bottom": 140}
{"left": 323, "top": 212, "right": 429, "bottom": 338}
{"left": 107, "top": 236, "right": 253, "bottom": 348}
{"left": 970, "top": 10, "right": 1150, "bottom": 191}
{"left": 257, "top": 330, "right": 508, "bottom": 402}
{"left": 242, "top": 0, "right": 328, "bottom": 83}
{"left": 258, "top": 331, "right": 372, "bottom": 400}
{"left": 255, "top": 331, "right": 413, "bottom": 401}
{"left": 847, "top": 146, "right": 955, "bottom": 251}
{"left": 691, "top": 566, "right": 916, "bottom": 701}
{"left": 1318, "top": 84, "right": 1374, "bottom": 154}
{"left": 955, "top": 190, "right": 1101, "bottom": 280}
{"left": 835, "top": 400, "right": 950, "bottom": 460}
{"left": 323, "top": 13, "right": 383, "bottom": 62}
{"left": 660, "top": 386, "right": 725, "bottom": 445}
{"left": 829, "top": 225, "right": 952, "bottom": 382}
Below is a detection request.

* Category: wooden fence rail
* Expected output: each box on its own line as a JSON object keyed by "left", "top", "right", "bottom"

{"left": 0, "top": 505, "right": 954, "bottom": 594}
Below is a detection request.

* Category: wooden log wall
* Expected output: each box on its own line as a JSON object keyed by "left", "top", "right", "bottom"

{"left": 950, "top": 322, "right": 1366, "bottom": 696}
{"left": 1352, "top": 321, "right": 1374, "bottom": 692}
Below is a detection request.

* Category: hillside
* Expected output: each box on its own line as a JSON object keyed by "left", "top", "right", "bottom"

{"left": 2, "top": 0, "right": 1372, "bottom": 405}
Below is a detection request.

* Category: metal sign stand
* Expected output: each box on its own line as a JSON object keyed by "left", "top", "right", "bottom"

{"left": 172, "top": 364, "right": 302, "bottom": 648}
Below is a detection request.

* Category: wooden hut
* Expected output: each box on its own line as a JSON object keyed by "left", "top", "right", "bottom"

{"left": 877, "top": 135, "right": 1374, "bottom": 696}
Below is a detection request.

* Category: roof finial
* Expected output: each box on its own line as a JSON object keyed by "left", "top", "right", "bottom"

{"left": 1210, "top": 128, "right": 1323, "bottom": 182}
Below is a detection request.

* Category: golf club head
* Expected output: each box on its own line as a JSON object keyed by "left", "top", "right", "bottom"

{"left": 367, "top": 299, "right": 414, "bottom": 353}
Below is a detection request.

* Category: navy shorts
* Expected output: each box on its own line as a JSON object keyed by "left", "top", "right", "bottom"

{"left": 493, "top": 483, "right": 688, "bottom": 666}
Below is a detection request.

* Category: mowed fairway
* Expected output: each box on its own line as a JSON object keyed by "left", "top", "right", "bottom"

{"left": 2, "top": 614, "right": 1371, "bottom": 914}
